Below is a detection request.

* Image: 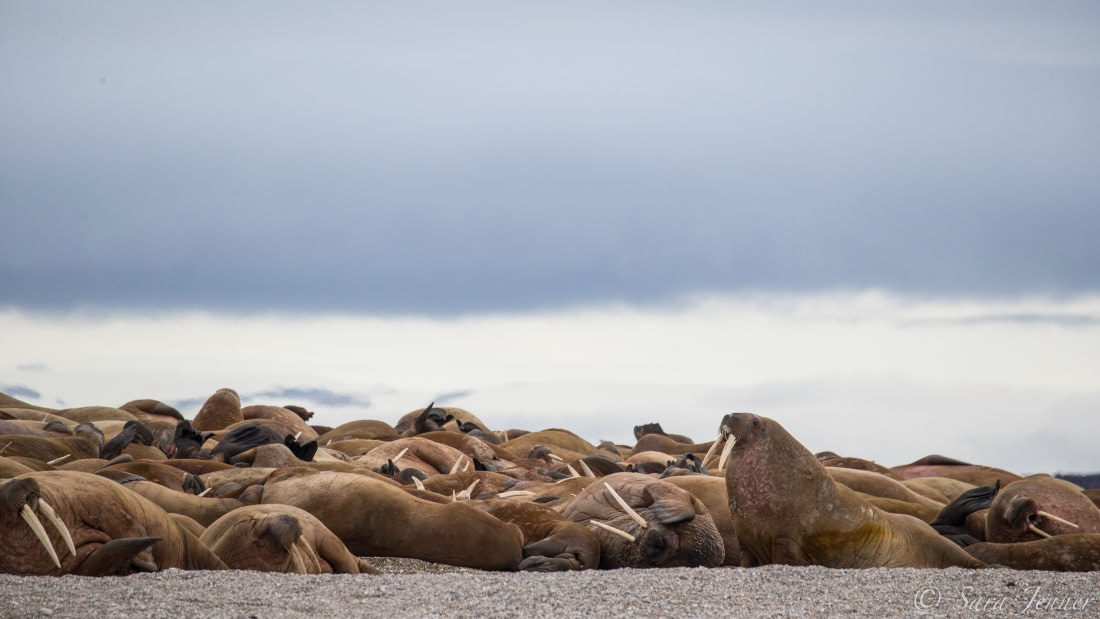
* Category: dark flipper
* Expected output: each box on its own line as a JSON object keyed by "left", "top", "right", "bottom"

{"left": 932, "top": 481, "right": 1001, "bottom": 546}
{"left": 74, "top": 537, "right": 162, "bottom": 576}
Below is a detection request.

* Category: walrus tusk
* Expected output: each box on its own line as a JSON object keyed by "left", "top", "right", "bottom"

{"left": 1037, "top": 511, "right": 1079, "bottom": 529}
{"left": 36, "top": 501, "right": 76, "bottom": 558}
{"left": 546, "top": 453, "right": 564, "bottom": 462}
{"left": 286, "top": 540, "right": 306, "bottom": 574}
{"left": 579, "top": 460, "right": 596, "bottom": 478}
{"left": 293, "top": 431, "right": 302, "bottom": 441}
{"left": 392, "top": 447, "right": 408, "bottom": 464}
{"left": 498, "top": 490, "right": 536, "bottom": 499}
{"left": 717, "top": 433, "right": 737, "bottom": 472}
{"left": 448, "top": 458, "right": 463, "bottom": 475}
{"left": 701, "top": 435, "right": 721, "bottom": 467}
{"left": 603, "top": 482, "right": 648, "bottom": 529}
{"left": 590, "top": 520, "right": 636, "bottom": 542}
{"left": 197, "top": 488, "right": 213, "bottom": 497}
{"left": 1028, "top": 524, "right": 1053, "bottom": 539}
{"left": 455, "top": 480, "right": 479, "bottom": 500}
{"left": 566, "top": 464, "right": 580, "bottom": 478}
{"left": 47, "top": 454, "right": 71, "bottom": 466}
{"left": 21, "top": 505, "right": 61, "bottom": 569}
{"left": 413, "top": 476, "right": 425, "bottom": 491}
{"left": 0, "top": 442, "right": 10, "bottom": 455}
{"left": 461, "top": 461, "right": 470, "bottom": 473}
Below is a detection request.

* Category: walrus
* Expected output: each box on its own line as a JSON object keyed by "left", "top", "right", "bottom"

{"left": 191, "top": 388, "right": 243, "bottom": 433}
{"left": 717, "top": 412, "right": 985, "bottom": 568}
{"left": 472, "top": 499, "right": 601, "bottom": 571}
{"left": 556, "top": 472, "right": 725, "bottom": 569}
{"left": 200, "top": 504, "right": 368, "bottom": 574}
{"left": 0, "top": 471, "right": 227, "bottom": 575}
{"left": 985, "top": 476, "right": 1100, "bottom": 543}
{"left": 259, "top": 471, "right": 525, "bottom": 570}
{"left": 964, "top": 534, "right": 1100, "bottom": 571}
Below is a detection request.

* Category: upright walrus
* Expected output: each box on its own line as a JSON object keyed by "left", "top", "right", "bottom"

{"left": 717, "top": 412, "right": 985, "bottom": 569}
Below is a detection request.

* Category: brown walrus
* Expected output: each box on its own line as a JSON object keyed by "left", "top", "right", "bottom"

{"left": 200, "top": 504, "right": 368, "bottom": 574}
{"left": 964, "top": 533, "right": 1100, "bottom": 571}
{"left": 556, "top": 472, "right": 725, "bottom": 569}
{"left": 259, "top": 471, "right": 525, "bottom": 570}
{"left": 717, "top": 412, "right": 985, "bottom": 568}
{"left": 984, "top": 476, "right": 1100, "bottom": 543}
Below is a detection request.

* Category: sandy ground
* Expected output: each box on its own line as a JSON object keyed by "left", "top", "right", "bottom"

{"left": 1, "top": 560, "right": 1097, "bottom": 618}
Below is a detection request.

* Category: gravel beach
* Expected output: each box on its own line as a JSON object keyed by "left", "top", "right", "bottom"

{"left": 2, "top": 561, "right": 1097, "bottom": 618}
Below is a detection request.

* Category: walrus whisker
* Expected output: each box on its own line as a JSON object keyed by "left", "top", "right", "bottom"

{"left": 566, "top": 464, "right": 581, "bottom": 478}
{"left": 47, "top": 454, "right": 71, "bottom": 466}
{"left": 1037, "top": 511, "right": 1079, "bottom": 529}
{"left": 589, "top": 519, "right": 636, "bottom": 542}
{"left": 392, "top": 447, "right": 408, "bottom": 464}
{"left": 413, "top": 476, "right": 425, "bottom": 491}
{"left": 36, "top": 500, "right": 76, "bottom": 558}
{"left": 579, "top": 460, "right": 596, "bottom": 478}
{"left": 717, "top": 434, "right": 736, "bottom": 472}
{"left": 1028, "top": 524, "right": 1053, "bottom": 539}
{"left": 21, "top": 505, "right": 61, "bottom": 569}
{"left": 603, "top": 482, "right": 648, "bottom": 529}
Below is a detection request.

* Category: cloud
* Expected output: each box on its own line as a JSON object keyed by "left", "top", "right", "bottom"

{"left": 0, "top": 384, "right": 42, "bottom": 401}
{"left": 16, "top": 363, "right": 48, "bottom": 372}
{"left": 1, "top": 4, "right": 1098, "bottom": 315}
{"left": 171, "top": 386, "right": 371, "bottom": 413}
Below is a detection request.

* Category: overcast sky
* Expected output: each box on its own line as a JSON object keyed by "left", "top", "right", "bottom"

{"left": 3, "top": 2, "right": 1098, "bottom": 313}
{"left": 2, "top": 4, "right": 1099, "bottom": 474}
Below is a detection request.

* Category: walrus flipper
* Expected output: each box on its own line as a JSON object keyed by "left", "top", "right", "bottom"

{"left": 931, "top": 481, "right": 1001, "bottom": 547}
{"left": 73, "top": 536, "right": 162, "bottom": 576}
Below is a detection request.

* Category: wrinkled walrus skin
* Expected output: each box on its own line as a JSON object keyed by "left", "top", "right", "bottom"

{"left": 718, "top": 413, "right": 985, "bottom": 569}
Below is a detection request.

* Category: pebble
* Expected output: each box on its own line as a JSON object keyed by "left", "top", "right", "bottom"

{"left": 1, "top": 563, "right": 1096, "bottom": 618}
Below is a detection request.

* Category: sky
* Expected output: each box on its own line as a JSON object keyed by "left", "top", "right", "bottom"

{"left": 2, "top": 3, "right": 1099, "bottom": 474}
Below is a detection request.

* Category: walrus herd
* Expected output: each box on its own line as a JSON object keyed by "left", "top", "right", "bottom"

{"left": 2, "top": 389, "right": 1098, "bottom": 576}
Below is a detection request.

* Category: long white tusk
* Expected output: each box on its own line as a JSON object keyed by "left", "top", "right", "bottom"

{"left": 1038, "top": 511, "right": 1079, "bottom": 529}
{"left": 566, "top": 464, "right": 580, "bottom": 478}
{"left": 197, "top": 488, "right": 213, "bottom": 497}
{"left": 1028, "top": 524, "right": 1053, "bottom": 539}
{"left": 701, "top": 435, "right": 721, "bottom": 467}
{"left": 497, "top": 490, "right": 536, "bottom": 499}
{"left": 590, "top": 520, "right": 635, "bottom": 542}
{"left": 717, "top": 434, "right": 736, "bottom": 472}
{"left": 412, "top": 476, "right": 425, "bottom": 491}
{"left": 287, "top": 540, "right": 306, "bottom": 574}
{"left": 603, "top": 482, "right": 648, "bottom": 529}
{"left": 579, "top": 460, "right": 596, "bottom": 478}
{"left": 47, "top": 454, "right": 71, "bottom": 466}
{"left": 546, "top": 453, "right": 564, "bottom": 462}
{"left": 392, "top": 447, "right": 408, "bottom": 464}
{"left": 21, "top": 505, "right": 61, "bottom": 569}
{"left": 448, "top": 458, "right": 462, "bottom": 475}
{"left": 36, "top": 501, "right": 75, "bottom": 558}
{"left": 0, "top": 442, "right": 10, "bottom": 455}
{"left": 456, "top": 479, "right": 479, "bottom": 500}
{"left": 461, "top": 461, "right": 470, "bottom": 473}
